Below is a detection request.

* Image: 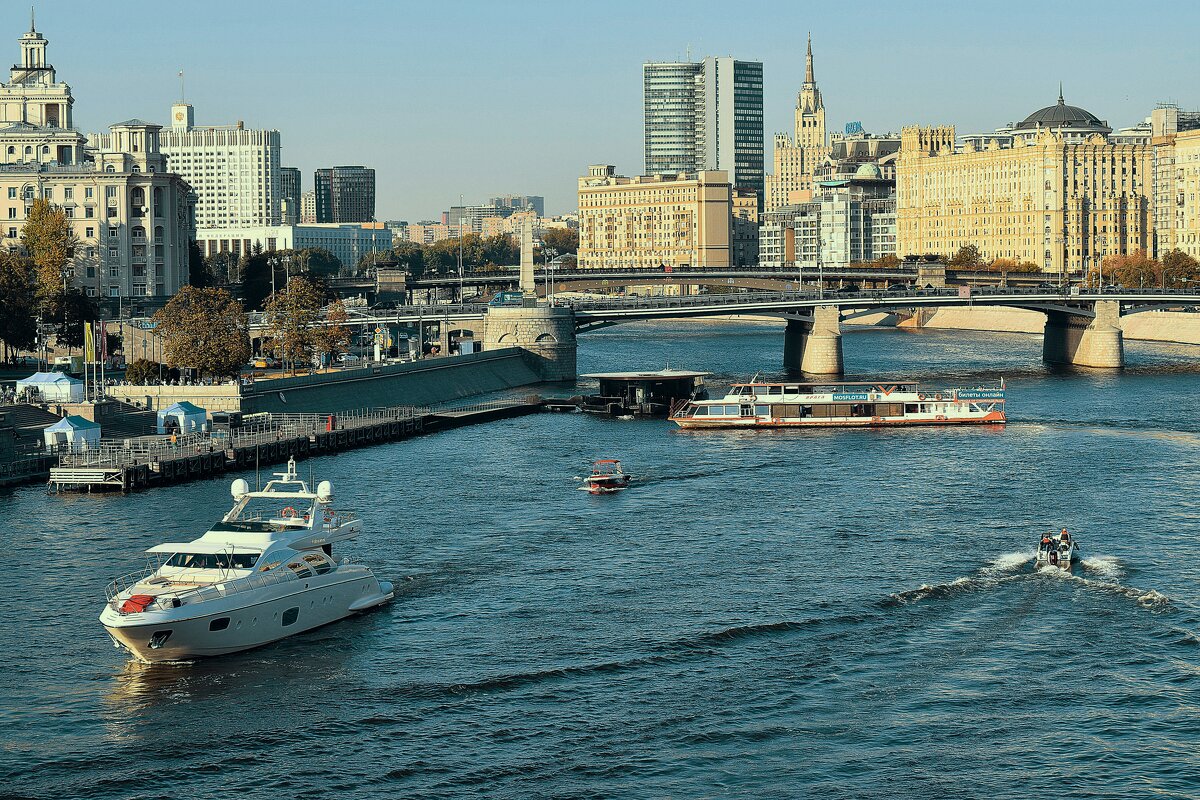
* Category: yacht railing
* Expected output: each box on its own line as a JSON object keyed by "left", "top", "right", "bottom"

{"left": 105, "top": 565, "right": 301, "bottom": 614}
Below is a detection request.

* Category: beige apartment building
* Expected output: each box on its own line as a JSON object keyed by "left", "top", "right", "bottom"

{"left": 897, "top": 95, "right": 1154, "bottom": 275}
{"left": 1151, "top": 105, "right": 1200, "bottom": 259}
{"left": 577, "top": 165, "right": 732, "bottom": 269}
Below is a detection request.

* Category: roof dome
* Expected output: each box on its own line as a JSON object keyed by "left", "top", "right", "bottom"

{"left": 854, "top": 162, "right": 883, "bottom": 179}
{"left": 1016, "top": 91, "right": 1106, "bottom": 131}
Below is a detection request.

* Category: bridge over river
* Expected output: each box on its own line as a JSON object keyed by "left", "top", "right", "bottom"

{"left": 250, "top": 286, "right": 1200, "bottom": 376}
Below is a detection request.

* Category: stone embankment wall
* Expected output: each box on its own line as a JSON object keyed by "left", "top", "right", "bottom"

{"left": 914, "top": 308, "right": 1200, "bottom": 345}
{"left": 106, "top": 348, "right": 543, "bottom": 415}
{"left": 243, "top": 348, "right": 541, "bottom": 414}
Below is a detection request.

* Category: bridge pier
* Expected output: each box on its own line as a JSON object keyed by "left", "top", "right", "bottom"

{"left": 1043, "top": 300, "right": 1123, "bottom": 368}
{"left": 783, "top": 305, "right": 844, "bottom": 375}
{"left": 482, "top": 306, "right": 577, "bottom": 381}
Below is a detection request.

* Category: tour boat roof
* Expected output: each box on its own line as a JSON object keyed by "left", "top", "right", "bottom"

{"left": 146, "top": 542, "right": 262, "bottom": 554}
{"left": 583, "top": 369, "right": 709, "bottom": 379}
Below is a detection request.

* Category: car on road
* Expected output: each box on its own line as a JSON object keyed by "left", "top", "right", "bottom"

{"left": 885, "top": 283, "right": 914, "bottom": 293}
{"left": 252, "top": 357, "right": 281, "bottom": 369}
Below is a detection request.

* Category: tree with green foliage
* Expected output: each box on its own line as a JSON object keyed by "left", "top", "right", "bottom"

{"left": 948, "top": 244, "right": 983, "bottom": 268}
{"left": 0, "top": 250, "right": 37, "bottom": 360}
{"left": 125, "top": 358, "right": 160, "bottom": 384}
{"left": 153, "top": 286, "right": 251, "bottom": 379}
{"left": 187, "top": 240, "right": 212, "bottom": 288}
{"left": 1161, "top": 249, "right": 1200, "bottom": 287}
{"left": 264, "top": 276, "right": 323, "bottom": 374}
{"left": 540, "top": 227, "right": 579, "bottom": 255}
{"left": 21, "top": 198, "right": 79, "bottom": 316}
{"left": 46, "top": 289, "right": 99, "bottom": 350}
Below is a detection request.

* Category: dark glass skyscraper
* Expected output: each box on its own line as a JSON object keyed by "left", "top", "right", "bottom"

{"left": 314, "top": 165, "right": 376, "bottom": 223}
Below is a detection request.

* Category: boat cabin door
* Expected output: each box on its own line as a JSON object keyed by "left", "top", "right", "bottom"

{"left": 741, "top": 404, "right": 754, "bottom": 417}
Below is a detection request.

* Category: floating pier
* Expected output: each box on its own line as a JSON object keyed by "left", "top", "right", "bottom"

{"left": 48, "top": 400, "right": 540, "bottom": 493}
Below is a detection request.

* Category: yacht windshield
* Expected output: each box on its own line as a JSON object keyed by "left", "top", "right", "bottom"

{"left": 165, "top": 552, "right": 259, "bottom": 570}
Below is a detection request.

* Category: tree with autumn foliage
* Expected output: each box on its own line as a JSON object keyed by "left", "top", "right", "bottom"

{"left": 314, "top": 298, "right": 353, "bottom": 365}
{"left": 987, "top": 257, "right": 1040, "bottom": 273}
{"left": 21, "top": 198, "right": 78, "bottom": 316}
{"left": 153, "top": 286, "right": 251, "bottom": 379}
{"left": 264, "top": 276, "right": 322, "bottom": 374}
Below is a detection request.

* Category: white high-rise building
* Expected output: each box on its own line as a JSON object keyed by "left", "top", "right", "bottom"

{"left": 153, "top": 104, "right": 281, "bottom": 228}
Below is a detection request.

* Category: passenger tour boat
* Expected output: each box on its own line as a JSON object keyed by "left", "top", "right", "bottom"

{"left": 669, "top": 380, "right": 1005, "bottom": 429}
{"left": 100, "top": 458, "right": 394, "bottom": 662}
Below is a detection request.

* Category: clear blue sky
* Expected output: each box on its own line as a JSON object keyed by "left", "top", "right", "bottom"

{"left": 30, "top": 0, "right": 1200, "bottom": 223}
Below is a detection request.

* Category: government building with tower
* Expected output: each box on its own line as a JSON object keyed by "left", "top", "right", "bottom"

{"left": 0, "top": 16, "right": 195, "bottom": 313}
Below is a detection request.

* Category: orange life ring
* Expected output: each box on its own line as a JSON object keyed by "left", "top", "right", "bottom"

{"left": 918, "top": 393, "right": 926, "bottom": 401}
{"left": 280, "top": 506, "right": 298, "bottom": 518}
{"left": 934, "top": 393, "right": 944, "bottom": 401}
{"left": 323, "top": 508, "right": 335, "bottom": 523}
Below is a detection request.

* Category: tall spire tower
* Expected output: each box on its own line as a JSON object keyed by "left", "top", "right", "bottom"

{"left": 766, "top": 34, "right": 830, "bottom": 210}
{"left": 795, "top": 33, "right": 826, "bottom": 150}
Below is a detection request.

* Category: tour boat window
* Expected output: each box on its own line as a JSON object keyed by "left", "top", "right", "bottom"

{"left": 209, "top": 617, "right": 230, "bottom": 632}
{"left": 281, "top": 607, "right": 299, "bottom": 627}
{"left": 165, "top": 552, "right": 258, "bottom": 570}
{"left": 754, "top": 405, "right": 770, "bottom": 416}
{"left": 904, "top": 404, "right": 919, "bottom": 414}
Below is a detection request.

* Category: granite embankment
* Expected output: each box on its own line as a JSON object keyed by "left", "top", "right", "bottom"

{"left": 106, "top": 347, "right": 544, "bottom": 415}
{"left": 914, "top": 308, "right": 1200, "bottom": 345}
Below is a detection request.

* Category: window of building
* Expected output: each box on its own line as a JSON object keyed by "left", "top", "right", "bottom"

{"left": 109, "top": 248, "right": 118, "bottom": 258}
{"left": 106, "top": 186, "right": 117, "bottom": 199}
{"left": 85, "top": 207, "right": 94, "bottom": 218}
{"left": 108, "top": 287, "right": 119, "bottom": 297}
{"left": 64, "top": 187, "right": 73, "bottom": 200}
{"left": 86, "top": 266, "right": 95, "bottom": 278}
{"left": 107, "top": 207, "right": 117, "bottom": 218}
{"left": 65, "top": 208, "right": 73, "bottom": 218}
{"left": 7, "top": 227, "right": 15, "bottom": 238}
{"left": 7, "top": 208, "right": 14, "bottom": 219}
{"left": 6, "top": 187, "right": 14, "bottom": 199}
{"left": 85, "top": 187, "right": 94, "bottom": 199}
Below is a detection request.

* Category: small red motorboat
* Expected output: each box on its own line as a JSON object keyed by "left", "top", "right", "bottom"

{"left": 582, "top": 459, "right": 631, "bottom": 494}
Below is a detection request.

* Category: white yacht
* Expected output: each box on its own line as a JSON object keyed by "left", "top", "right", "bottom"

{"left": 100, "top": 458, "right": 394, "bottom": 662}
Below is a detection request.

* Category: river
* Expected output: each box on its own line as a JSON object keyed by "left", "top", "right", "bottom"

{"left": 4, "top": 321, "right": 1200, "bottom": 799}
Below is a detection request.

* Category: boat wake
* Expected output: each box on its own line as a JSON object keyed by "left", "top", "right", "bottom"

{"left": 1036, "top": 557, "right": 1169, "bottom": 609}
{"left": 882, "top": 551, "right": 1170, "bottom": 611}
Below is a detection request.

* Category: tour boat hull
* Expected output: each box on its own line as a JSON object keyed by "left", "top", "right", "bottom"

{"left": 673, "top": 411, "right": 1006, "bottom": 429}
{"left": 101, "top": 571, "right": 393, "bottom": 663}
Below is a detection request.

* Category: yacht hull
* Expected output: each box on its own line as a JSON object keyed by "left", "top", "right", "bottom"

{"left": 101, "top": 573, "right": 393, "bottom": 663}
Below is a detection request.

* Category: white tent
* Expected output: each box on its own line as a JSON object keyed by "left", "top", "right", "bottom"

{"left": 43, "top": 415, "right": 101, "bottom": 452}
{"left": 157, "top": 401, "right": 207, "bottom": 434}
{"left": 16, "top": 372, "right": 84, "bottom": 403}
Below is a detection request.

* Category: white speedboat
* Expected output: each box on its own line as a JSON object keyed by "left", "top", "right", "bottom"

{"left": 100, "top": 458, "right": 394, "bottom": 662}
{"left": 1035, "top": 529, "right": 1080, "bottom": 569}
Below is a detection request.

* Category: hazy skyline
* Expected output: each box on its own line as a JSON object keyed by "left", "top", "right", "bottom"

{"left": 27, "top": 0, "right": 1200, "bottom": 222}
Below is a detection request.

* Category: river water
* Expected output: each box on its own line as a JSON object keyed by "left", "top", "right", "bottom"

{"left": 4, "top": 321, "right": 1200, "bottom": 799}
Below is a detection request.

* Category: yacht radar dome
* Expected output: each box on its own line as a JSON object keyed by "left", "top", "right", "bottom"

{"left": 230, "top": 478, "right": 249, "bottom": 500}
{"left": 317, "top": 480, "right": 333, "bottom": 501}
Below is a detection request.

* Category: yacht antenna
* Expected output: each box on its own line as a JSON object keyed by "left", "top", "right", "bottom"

{"left": 255, "top": 444, "right": 261, "bottom": 491}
